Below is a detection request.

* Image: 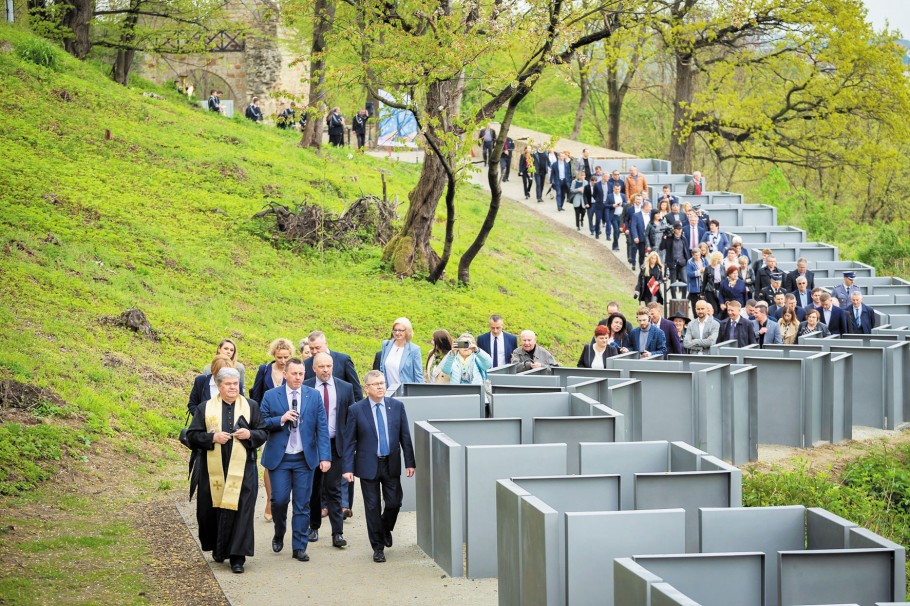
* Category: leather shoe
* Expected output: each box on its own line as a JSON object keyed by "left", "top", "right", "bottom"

{"left": 384, "top": 530, "right": 393, "bottom": 548}
{"left": 272, "top": 535, "right": 283, "bottom": 553}
{"left": 373, "top": 549, "right": 386, "bottom": 563}
{"left": 332, "top": 533, "right": 347, "bottom": 548}
{"left": 231, "top": 562, "right": 244, "bottom": 574}
{"left": 293, "top": 549, "right": 310, "bottom": 562}
{"left": 308, "top": 528, "right": 318, "bottom": 542}
{"left": 213, "top": 556, "right": 225, "bottom": 563}
{"left": 342, "top": 508, "right": 353, "bottom": 519}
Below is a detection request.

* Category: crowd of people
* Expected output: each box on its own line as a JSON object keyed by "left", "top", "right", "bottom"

{"left": 184, "top": 279, "right": 877, "bottom": 572}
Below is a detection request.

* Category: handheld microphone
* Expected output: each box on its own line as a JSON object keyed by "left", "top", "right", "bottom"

{"left": 291, "top": 398, "right": 298, "bottom": 429}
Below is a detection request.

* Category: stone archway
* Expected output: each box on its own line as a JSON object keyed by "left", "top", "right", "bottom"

{"left": 188, "top": 69, "right": 236, "bottom": 102}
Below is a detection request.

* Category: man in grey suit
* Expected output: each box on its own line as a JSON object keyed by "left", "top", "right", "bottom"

{"left": 751, "top": 302, "right": 782, "bottom": 348}
{"left": 683, "top": 300, "right": 719, "bottom": 355}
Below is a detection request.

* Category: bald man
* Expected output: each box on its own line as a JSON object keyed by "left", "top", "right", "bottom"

{"left": 510, "top": 331, "right": 558, "bottom": 372}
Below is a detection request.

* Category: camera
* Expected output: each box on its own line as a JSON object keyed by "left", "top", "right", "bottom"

{"left": 456, "top": 340, "right": 471, "bottom": 348}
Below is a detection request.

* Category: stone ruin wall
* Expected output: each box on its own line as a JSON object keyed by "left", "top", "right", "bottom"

{"left": 135, "top": 0, "right": 308, "bottom": 117}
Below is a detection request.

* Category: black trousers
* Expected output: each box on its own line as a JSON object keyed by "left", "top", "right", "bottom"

{"left": 360, "top": 458, "right": 403, "bottom": 551}
{"left": 574, "top": 205, "right": 586, "bottom": 229}
{"left": 534, "top": 172, "right": 546, "bottom": 200}
{"left": 309, "top": 438, "right": 344, "bottom": 535}
{"left": 500, "top": 156, "right": 511, "bottom": 180}
{"left": 355, "top": 130, "right": 365, "bottom": 149}
{"left": 666, "top": 262, "right": 688, "bottom": 299}
{"left": 521, "top": 173, "right": 532, "bottom": 197}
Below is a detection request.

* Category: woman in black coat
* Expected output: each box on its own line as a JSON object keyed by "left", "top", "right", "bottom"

{"left": 578, "top": 325, "right": 618, "bottom": 368}
{"left": 635, "top": 251, "right": 665, "bottom": 305}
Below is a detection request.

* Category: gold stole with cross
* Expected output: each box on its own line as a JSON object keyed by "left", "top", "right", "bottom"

{"left": 204, "top": 395, "right": 251, "bottom": 511}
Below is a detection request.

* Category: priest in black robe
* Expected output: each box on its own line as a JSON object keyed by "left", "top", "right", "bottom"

{"left": 187, "top": 367, "right": 267, "bottom": 574}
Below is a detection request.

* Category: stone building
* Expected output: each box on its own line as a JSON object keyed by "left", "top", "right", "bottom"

{"left": 135, "top": 0, "right": 308, "bottom": 118}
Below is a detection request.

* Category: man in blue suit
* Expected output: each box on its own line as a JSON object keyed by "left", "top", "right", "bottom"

{"left": 303, "top": 352, "right": 355, "bottom": 548}
{"left": 818, "top": 293, "right": 848, "bottom": 336}
{"left": 629, "top": 195, "right": 647, "bottom": 269}
{"left": 681, "top": 211, "right": 706, "bottom": 254}
{"left": 844, "top": 291, "right": 875, "bottom": 334}
{"left": 343, "top": 371, "right": 416, "bottom": 563}
{"left": 550, "top": 152, "right": 572, "bottom": 211}
{"left": 604, "top": 182, "right": 627, "bottom": 244}
{"left": 629, "top": 308, "right": 668, "bottom": 359}
{"left": 477, "top": 315, "right": 518, "bottom": 368}
{"left": 302, "top": 331, "right": 363, "bottom": 400}
{"left": 260, "top": 358, "right": 331, "bottom": 562}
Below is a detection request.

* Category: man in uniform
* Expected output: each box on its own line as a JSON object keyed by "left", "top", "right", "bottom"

{"left": 831, "top": 272, "right": 862, "bottom": 308}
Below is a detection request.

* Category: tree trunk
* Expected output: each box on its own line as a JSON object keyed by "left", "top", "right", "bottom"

{"left": 382, "top": 77, "right": 463, "bottom": 276}
{"left": 668, "top": 53, "right": 694, "bottom": 173}
{"left": 457, "top": 87, "right": 528, "bottom": 285}
{"left": 111, "top": 1, "right": 140, "bottom": 86}
{"left": 570, "top": 56, "right": 589, "bottom": 140}
{"left": 606, "top": 67, "right": 623, "bottom": 151}
{"left": 61, "top": 0, "right": 93, "bottom": 59}
{"left": 301, "top": 0, "right": 335, "bottom": 149}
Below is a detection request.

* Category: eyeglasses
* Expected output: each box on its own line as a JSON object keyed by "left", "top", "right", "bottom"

{"left": 392, "top": 328, "right": 405, "bottom": 333}
{"left": 366, "top": 382, "right": 386, "bottom": 387}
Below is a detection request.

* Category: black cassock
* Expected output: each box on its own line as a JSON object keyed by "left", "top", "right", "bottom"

{"left": 186, "top": 398, "right": 267, "bottom": 560}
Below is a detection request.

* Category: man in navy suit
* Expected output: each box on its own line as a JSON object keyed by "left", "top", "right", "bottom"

{"left": 818, "top": 293, "right": 847, "bottom": 335}
{"left": 629, "top": 194, "right": 647, "bottom": 269}
{"left": 844, "top": 291, "right": 875, "bottom": 334}
{"left": 343, "top": 370, "right": 416, "bottom": 563}
{"left": 303, "top": 353, "right": 355, "bottom": 548}
{"left": 477, "top": 315, "right": 518, "bottom": 368}
{"left": 260, "top": 358, "right": 331, "bottom": 562}
{"left": 550, "top": 152, "right": 572, "bottom": 211}
{"left": 302, "top": 331, "right": 363, "bottom": 400}
{"left": 786, "top": 258, "right": 815, "bottom": 292}
{"left": 604, "top": 182, "right": 627, "bottom": 244}
{"left": 629, "top": 308, "right": 668, "bottom": 359}
{"left": 718, "top": 300, "right": 758, "bottom": 347}
{"left": 681, "top": 211, "right": 706, "bottom": 254}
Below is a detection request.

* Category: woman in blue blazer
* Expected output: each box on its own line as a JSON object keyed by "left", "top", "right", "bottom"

{"left": 718, "top": 265, "right": 748, "bottom": 312}
{"left": 379, "top": 317, "right": 423, "bottom": 393}
{"left": 248, "top": 337, "right": 294, "bottom": 522}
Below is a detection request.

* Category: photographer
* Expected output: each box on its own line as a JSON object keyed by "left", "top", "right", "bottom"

{"left": 439, "top": 333, "right": 493, "bottom": 385}
{"left": 327, "top": 107, "right": 345, "bottom": 147}
{"left": 352, "top": 109, "right": 369, "bottom": 149}
{"left": 661, "top": 222, "right": 690, "bottom": 300}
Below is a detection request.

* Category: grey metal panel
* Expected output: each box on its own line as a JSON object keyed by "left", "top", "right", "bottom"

{"left": 800, "top": 352, "right": 827, "bottom": 445}
{"left": 520, "top": 496, "right": 561, "bottom": 606}
{"left": 668, "top": 355, "right": 741, "bottom": 366}
{"left": 570, "top": 510, "right": 686, "bottom": 606}
{"left": 566, "top": 376, "right": 609, "bottom": 402}
{"left": 611, "top": 358, "right": 685, "bottom": 371}
{"left": 885, "top": 343, "right": 908, "bottom": 428}
{"left": 399, "top": 394, "right": 485, "bottom": 511}
{"left": 634, "top": 553, "right": 765, "bottom": 606}
{"left": 652, "top": 583, "right": 704, "bottom": 606}
{"left": 694, "top": 365, "right": 725, "bottom": 457}
{"left": 849, "top": 528, "right": 907, "bottom": 600}
{"left": 778, "top": 550, "right": 895, "bottom": 606}
{"left": 607, "top": 379, "right": 643, "bottom": 443}
{"left": 636, "top": 471, "right": 734, "bottom": 552}
{"left": 700, "top": 455, "right": 743, "bottom": 506}
{"left": 430, "top": 432, "right": 464, "bottom": 576}
{"left": 700, "top": 505, "right": 805, "bottom": 606}
{"left": 827, "top": 345, "right": 888, "bottom": 428}
{"left": 400, "top": 383, "right": 485, "bottom": 399}
{"left": 570, "top": 391, "right": 604, "bottom": 416}
{"left": 806, "top": 507, "right": 856, "bottom": 550}
{"left": 628, "top": 370, "right": 696, "bottom": 444}
{"left": 430, "top": 417, "right": 521, "bottom": 446}
{"left": 488, "top": 373, "right": 562, "bottom": 388}
{"left": 487, "top": 362, "right": 520, "bottom": 375}
{"left": 824, "top": 353, "right": 853, "bottom": 443}
{"left": 464, "top": 444, "right": 568, "bottom": 578}
{"left": 727, "top": 365, "right": 759, "bottom": 464}
{"left": 490, "top": 392, "right": 572, "bottom": 442}
{"left": 670, "top": 441, "right": 704, "bottom": 471}
{"left": 414, "top": 421, "right": 441, "bottom": 554}
{"left": 533, "top": 416, "right": 617, "bottom": 473}
{"left": 615, "top": 557, "right": 664, "bottom": 606}
{"left": 550, "top": 366, "right": 623, "bottom": 386}
{"left": 741, "top": 356, "right": 805, "bottom": 446}
{"left": 496, "top": 480, "right": 530, "bottom": 606}
{"left": 512, "top": 475, "right": 621, "bottom": 515}
{"left": 491, "top": 384, "right": 563, "bottom": 395}
{"left": 579, "top": 441, "right": 671, "bottom": 510}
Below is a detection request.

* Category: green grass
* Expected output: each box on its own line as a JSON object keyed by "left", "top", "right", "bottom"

{"left": 0, "top": 22, "right": 635, "bottom": 497}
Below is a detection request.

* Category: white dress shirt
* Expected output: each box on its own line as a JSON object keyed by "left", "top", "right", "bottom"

{"left": 285, "top": 385, "right": 302, "bottom": 454}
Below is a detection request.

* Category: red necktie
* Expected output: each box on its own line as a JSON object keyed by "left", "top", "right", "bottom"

{"left": 695, "top": 180, "right": 702, "bottom": 195}
{"left": 322, "top": 382, "right": 330, "bottom": 418}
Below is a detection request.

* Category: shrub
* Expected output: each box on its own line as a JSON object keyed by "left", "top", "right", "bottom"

{"left": 16, "top": 37, "right": 61, "bottom": 71}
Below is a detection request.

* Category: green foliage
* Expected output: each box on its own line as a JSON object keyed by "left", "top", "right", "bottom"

{"left": 15, "top": 36, "right": 61, "bottom": 70}
{"left": 0, "top": 424, "right": 82, "bottom": 496}
{"left": 0, "top": 24, "right": 636, "bottom": 498}
{"left": 744, "top": 449, "right": 910, "bottom": 590}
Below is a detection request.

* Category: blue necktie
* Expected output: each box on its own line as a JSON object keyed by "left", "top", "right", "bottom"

{"left": 375, "top": 403, "right": 389, "bottom": 456}
{"left": 493, "top": 337, "right": 499, "bottom": 367}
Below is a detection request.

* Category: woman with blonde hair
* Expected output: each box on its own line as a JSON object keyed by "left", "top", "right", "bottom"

{"left": 249, "top": 337, "right": 294, "bottom": 523}
{"left": 202, "top": 338, "right": 246, "bottom": 385}
{"left": 635, "top": 251, "right": 664, "bottom": 304}
{"left": 379, "top": 317, "right": 423, "bottom": 393}
{"left": 779, "top": 308, "right": 801, "bottom": 344}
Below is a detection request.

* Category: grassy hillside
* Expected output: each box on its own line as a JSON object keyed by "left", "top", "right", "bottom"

{"left": 0, "top": 26, "right": 640, "bottom": 602}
